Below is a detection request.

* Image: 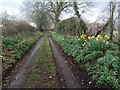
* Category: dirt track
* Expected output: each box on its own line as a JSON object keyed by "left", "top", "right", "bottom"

{"left": 4, "top": 36, "right": 44, "bottom": 88}
{"left": 49, "top": 37, "right": 81, "bottom": 88}
{"left": 3, "top": 35, "right": 82, "bottom": 88}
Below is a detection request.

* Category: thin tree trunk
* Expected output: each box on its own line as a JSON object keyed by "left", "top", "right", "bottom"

{"left": 73, "top": 2, "right": 81, "bottom": 35}
{"left": 95, "top": 20, "right": 110, "bottom": 37}
{"left": 73, "top": 2, "right": 88, "bottom": 35}
{"left": 54, "top": 11, "right": 60, "bottom": 31}
{"left": 109, "top": 2, "right": 114, "bottom": 40}
{"left": 118, "top": 2, "right": 120, "bottom": 50}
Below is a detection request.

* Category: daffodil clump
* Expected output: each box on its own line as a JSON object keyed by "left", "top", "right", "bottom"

{"left": 51, "top": 32, "right": 120, "bottom": 89}
{"left": 80, "top": 34, "right": 87, "bottom": 38}
{"left": 86, "top": 34, "right": 109, "bottom": 45}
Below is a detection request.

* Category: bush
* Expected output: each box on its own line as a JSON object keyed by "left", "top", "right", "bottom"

{"left": 2, "top": 32, "right": 42, "bottom": 73}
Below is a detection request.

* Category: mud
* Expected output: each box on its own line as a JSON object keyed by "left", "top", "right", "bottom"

{"left": 49, "top": 37, "right": 81, "bottom": 88}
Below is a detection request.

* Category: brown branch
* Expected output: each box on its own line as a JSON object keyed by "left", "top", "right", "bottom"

{"left": 95, "top": 20, "right": 110, "bottom": 37}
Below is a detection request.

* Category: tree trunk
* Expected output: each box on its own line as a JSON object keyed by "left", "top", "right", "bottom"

{"left": 95, "top": 20, "right": 109, "bottom": 37}
{"left": 73, "top": 2, "right": 88, "bottom": 35}
{"left": 54, "top": 11, "right": 60, "bottom": 31}
{"left": 109, "top": 2, "right": 114, "bottom": 40}
{"left": 73, "top": 2, "right": 81, "bottom": 35}
{"left": 118, "top": 2, "right": 120, "bottom": 50}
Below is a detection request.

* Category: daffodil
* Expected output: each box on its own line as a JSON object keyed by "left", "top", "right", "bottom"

{"left": 104, "top": 35, "right": 109, "bottom": 39}
{"left": 80, "top": 34, "right": 86, "bottom": 38}
{"left": 96, "top": 35, "right": 102, "bottom": 39}
{"left": 88, "top": 36, "right": 91, "bottom": 39}
{"left": 82, "top": 36, "right": 85, "bottom": 39}
{"left": 96, "top": 38, "right": 99, "bottom": 41}
{"left": 82, "top": 44, "right": 85, "bottom": 46}
{"left": 97, "top": 35, "right": 101, "bottom": 38}
{"left": 106, "top": 41, "right": 108, "bottom": 44}
{"left": 91, "top": 36, "right": 95, "bottom": 39}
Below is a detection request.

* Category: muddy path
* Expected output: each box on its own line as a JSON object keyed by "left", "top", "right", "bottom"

{"left": 3, "top": 36, "right": 44, "bottom": 88}
{"left": 49, "top": 37, "right": 81, "bottom": 88}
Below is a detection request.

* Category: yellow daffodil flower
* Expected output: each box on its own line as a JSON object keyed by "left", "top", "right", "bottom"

{"left": 91, "top": 36, "right": 95, "bottom": 39}
{"left": 96, "top": 38, "right": 99, "bottom": 41}
{"left": 88, "top": 36, "right": 91, "bottom": 39}
{"left": 99, "top": 36, "right": 102, "bottom": 39}
{"left": 97, "top": 35, "right": 101, "bottom": 38}
{"left": 80, "top": 34, "right": 86, "bottom": 38}
{"left": 106, "top": 41, "right": 108, "bottom": 44}
{"left": 104, "top": 35, "right": 110, "bottom": 39}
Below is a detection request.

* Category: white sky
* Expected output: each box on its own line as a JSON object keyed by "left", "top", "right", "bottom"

{"left": 0, "top": 0, "right": 24, "bottom": 19}
{"left": 60, "top": 2, "right": 108, "bottom": 23}
{"left": 0, "top": 0, "right": 109, "bottom": 23}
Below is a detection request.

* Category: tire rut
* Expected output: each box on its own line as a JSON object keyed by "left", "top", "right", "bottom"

{"left": 49, "top": 37, "right": 81, "bottom": 88}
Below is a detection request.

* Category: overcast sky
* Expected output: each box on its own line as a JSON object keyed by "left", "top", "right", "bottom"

{"left": 0, "top": 0, "right": 109, "bottom": 23}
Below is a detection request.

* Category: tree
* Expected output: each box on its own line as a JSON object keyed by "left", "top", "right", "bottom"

{"left": 95, "top": 1, "right": 117, "bottom": 39}
{"left": 23, "top": 0, "right": 71, "bottom": 31}
{"left": 72, "top": 1, "right": 89, "bottom": 35}
{"left": 1, "top": 11, "right": 9, "bottom": 34}
{"left": 46, "top": 1, "right": 70, "bottom": 30}
{"left": 23, "top": 0, "right": 92, "bottom": 33}
{"left": 1, "top": 11, "right": 35, "bottom": 36}
{"left": 23, "top": 1, "right": 52, "bottom": 32}
{"left": 57, "top": 17, "right": 80, "bottom": 35}
{"left": 118, "top": 2, "right": 120, "bottom": 49}
{"left": 1, "top": 11, "right": 18, "bottom": 36}
{"left": 109, "top": 1, "right": 116, "bottom": 40}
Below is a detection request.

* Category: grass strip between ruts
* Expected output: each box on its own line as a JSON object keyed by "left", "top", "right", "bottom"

{"left": 26, "top": 34, "right": 58, "bottom": 88}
